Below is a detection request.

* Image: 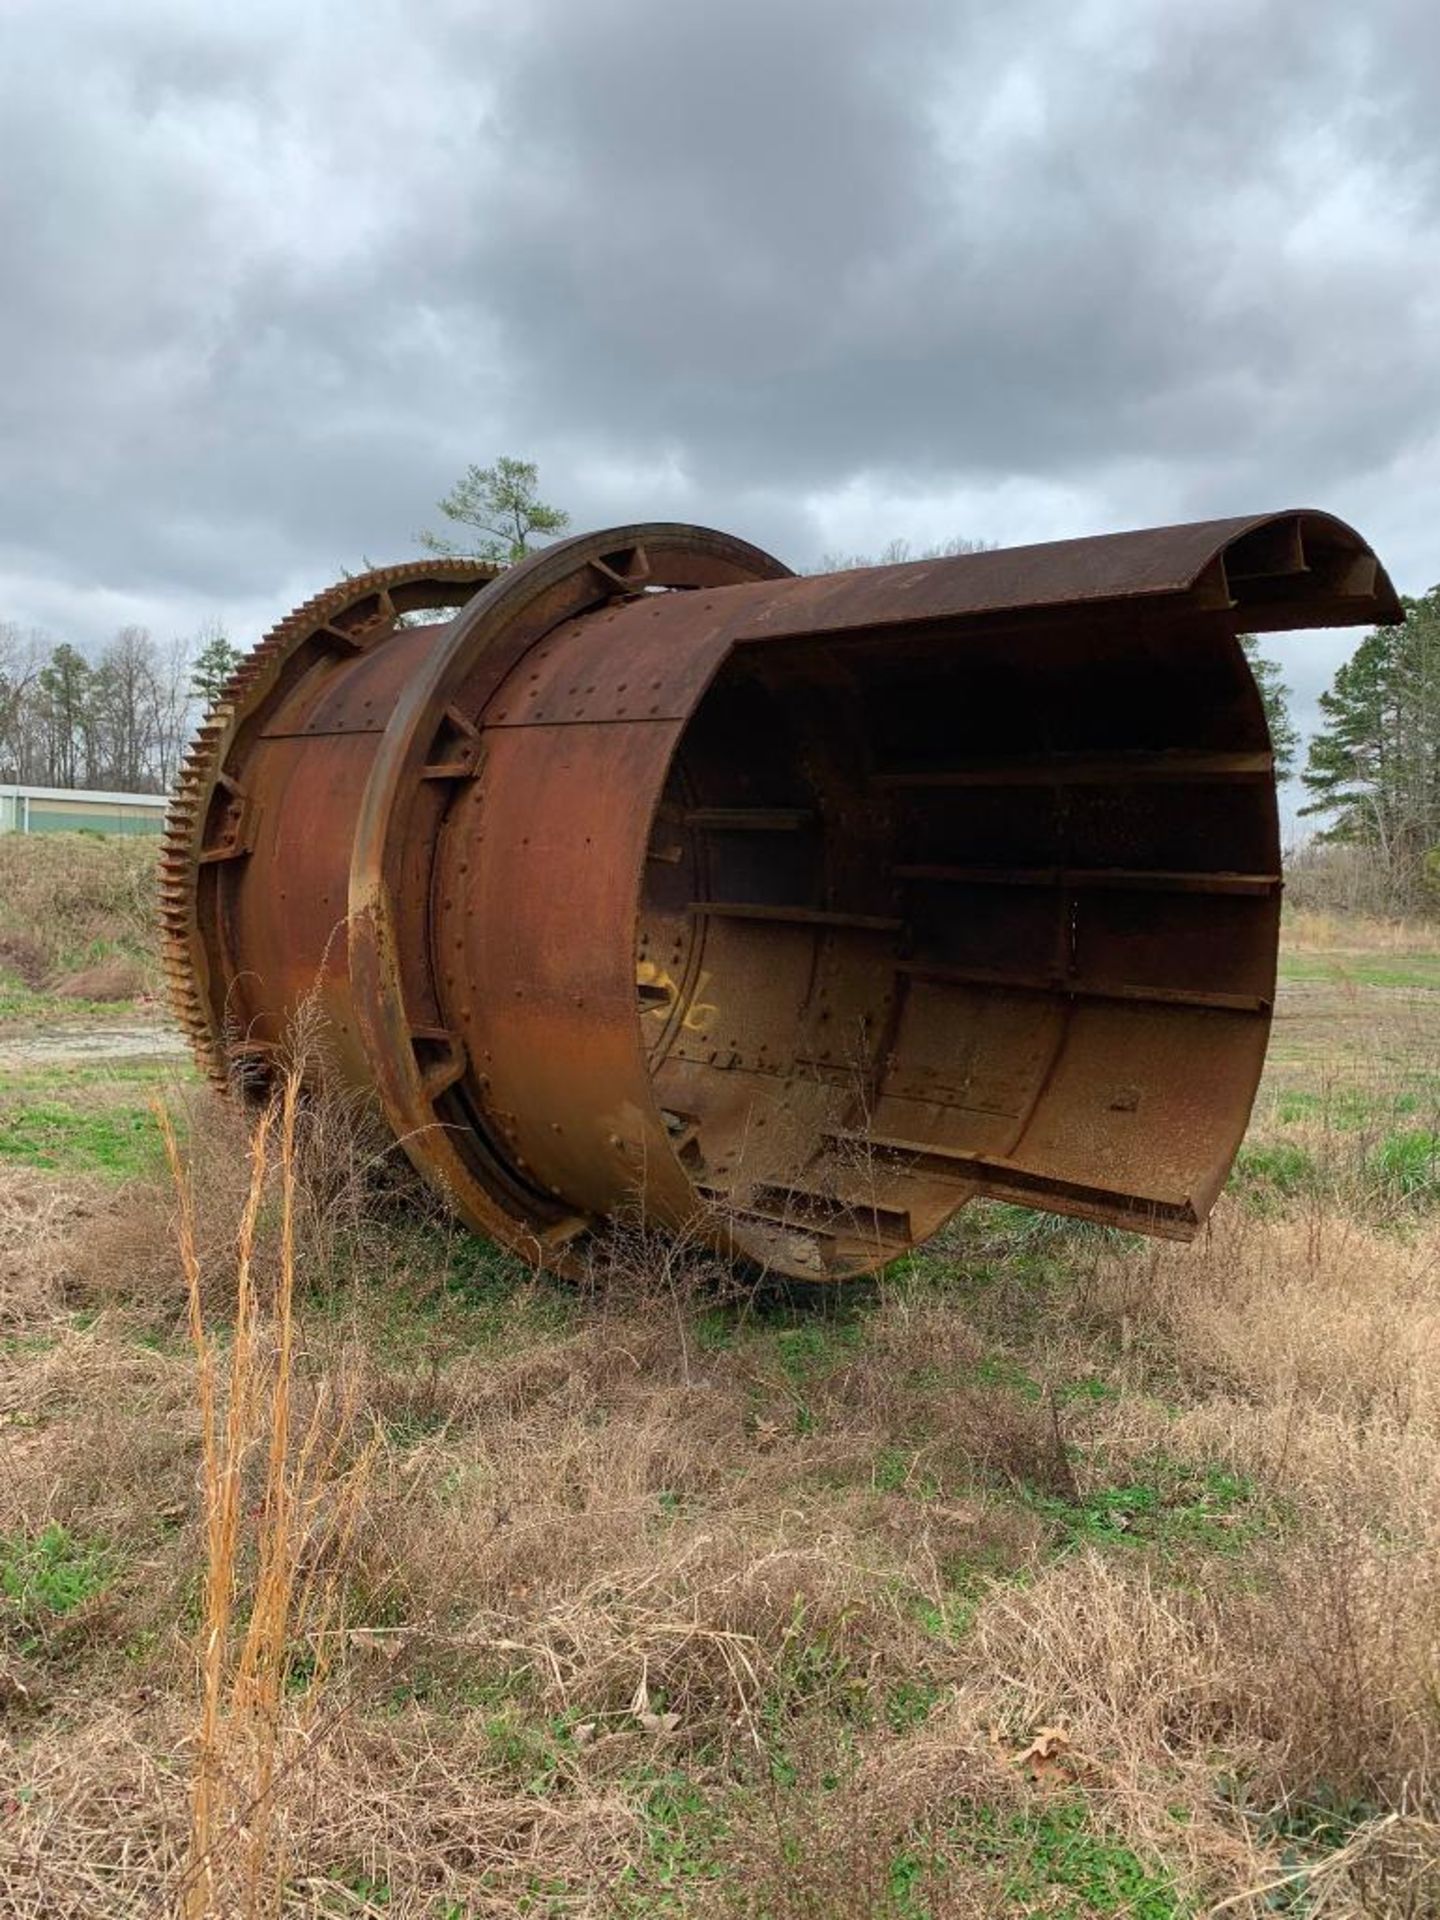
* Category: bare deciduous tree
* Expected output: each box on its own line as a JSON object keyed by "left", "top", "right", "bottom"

{"left": 0, "top": 622, "right": 210, "bottom": 794}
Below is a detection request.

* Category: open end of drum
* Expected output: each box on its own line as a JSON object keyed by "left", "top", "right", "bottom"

{"left": 638, "top": 605, "right": 1281, "bottom": 1279}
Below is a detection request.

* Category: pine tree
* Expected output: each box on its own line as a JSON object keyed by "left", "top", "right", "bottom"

{"left": 35, "top": 643, "right": 93, "bottom": 787}
{"left": 1240, "top": 636, "right": 1299, "bottom": 780}
{"left": 1301, "top": 589, "right": 1440, "bottom": 904}
{"left": 189, "top": 628, "right": 243, "bottom": 708}
{"left": 417, "top": 457, "right": 569, "bottom": 565}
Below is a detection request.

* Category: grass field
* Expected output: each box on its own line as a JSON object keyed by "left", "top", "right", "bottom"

{"left": 0, "top": 845, "right": 1437, "bottom": 1916}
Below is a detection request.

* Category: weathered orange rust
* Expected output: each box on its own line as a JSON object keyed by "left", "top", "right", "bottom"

{"left": 162, "top": 512, "right": 1400, "bottom": 1280}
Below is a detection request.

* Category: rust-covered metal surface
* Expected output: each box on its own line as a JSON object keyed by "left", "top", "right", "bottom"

{"left": 163, "top": 511, "right": 1400, "bottom": 1280}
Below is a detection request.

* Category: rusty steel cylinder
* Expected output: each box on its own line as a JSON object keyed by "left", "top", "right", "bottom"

{"left": 162, "top": 512, "right": 1399, "bottom": 1281}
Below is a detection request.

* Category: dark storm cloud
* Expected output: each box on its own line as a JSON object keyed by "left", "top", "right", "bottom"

{"left": 470, "top": 0, "right": 1440, "bottom": 508}
{"left": 1, "top": 0, "right": 1437, "bottom": 764}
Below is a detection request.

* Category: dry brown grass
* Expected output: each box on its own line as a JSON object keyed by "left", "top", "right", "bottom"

{"left": 0, "top": 1163, "right": 111, "bottom": 1322}
{"left": 50, "top": 958, "right": 151, "bottom": 1001}
{"left": 1007, "top": 1203, "right": 1440, "bottom": 1878}
{"left": 1283, "top": 905, "right": 1440, "bottom": 955}
{"left": 0, "top": 832, "right": 158, "bottom": 997}
{"left": 1085, "top": 1206, "right": 1440, "bottom": 1436}
{"left": 161, "top": 1073, "right": 378, "bottom": 1919}
{"left": 2, "top": 985, "right": 1439, "bottom": 1913}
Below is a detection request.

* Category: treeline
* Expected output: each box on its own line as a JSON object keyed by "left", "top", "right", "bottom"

{"left": 0, "top": 623, "right": 239, "bottom": 794}
{"left": 1300, "top": 587, "right": 1440, "bottom": 914}
{"left": 3, "top": 440, "right": 1437, "bottom": 921}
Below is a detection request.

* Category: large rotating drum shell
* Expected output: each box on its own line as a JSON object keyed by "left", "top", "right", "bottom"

{"left": 163, "top": 512, "right": 1402, "bottom": 1282}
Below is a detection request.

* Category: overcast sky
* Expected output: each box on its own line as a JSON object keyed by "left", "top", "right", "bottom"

{"left": 2, "top": 0, "right": 1437, "bottom": 813}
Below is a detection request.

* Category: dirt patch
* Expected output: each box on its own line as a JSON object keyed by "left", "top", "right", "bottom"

{"left": 48, "top": 962, "right": 151, "bottom": 1002}
{"left": 0, "top": 1021, "right": 189, "bottom": 1074}
{"left": 0, "top": 932, "right": 50, "bottom": 989}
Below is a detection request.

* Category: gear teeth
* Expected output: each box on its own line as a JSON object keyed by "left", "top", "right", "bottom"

{"left": 162, "top": 559, "right": 498, "bottom": 1090}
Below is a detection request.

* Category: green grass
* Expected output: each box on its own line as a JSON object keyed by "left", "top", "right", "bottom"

{"left": 769, "top": 1317, "right": 866, "bottom": 1379}
{"left": 960, "top": 1798, "right": 1188, "bottom": 1918}
{"left": 972, "top": 1352, "right": 1045, "bottom": 1399}
{"left": 1232, "top": 1101, "right": 1440, "bottom": 1216}
{"left": 1230, "top": 1139, "right": 1319, "bottom": 1204}
{"left": 0, "top": 1060, "right": 183, "bottom": 1095}
{"left": 617, "top": 1769, "right": 727, "bottom": 1911}
{"left": 318, "top": 1866, "right": 395, "bottom": 1911}
{"left": 0, "top": 1099, "right": 163, "bottom": 1177}
{"left": 1, "top": 1523, "right": 115, "bottom": 1647}
{"left": 442, "top": 1233, "right": 579, "bottom": 1332}
{"left": 873, "top": 1443, "right": 943, "bottom": 1498}
{"left": 883, "top": 1677, "right": 944, "bottom": 1732}
{"left": 610, "top": 1787, "right": 1190, "bottom": 1918}
{"left": 1276, "top": 949, "right": 1440, "bottom": 990}
{"left": 1028, "top": 1456, "right": 1267, "bottom": 1559}
{"left": 1368, "top": 1126, "right": 1440, "bottom": 1200}
{"left": 301, "top": 1224, "right": 583, "bottom": 1364}
{"left": 484, "top": 1705, "right": 582, "bottom": 1792}
{"left": 0, "top": 1330, "right": 60, "bottom": 1356}
{"left": 1270, "top": 1082, "right": 1440, "bottom": 1129}
{"left": 0, "top": 985, "right": 149, "bottom": 1022}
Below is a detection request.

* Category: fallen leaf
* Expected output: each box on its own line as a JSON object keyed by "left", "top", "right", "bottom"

{"left": 1012, "top": 1724, "right": 1075, "bottom": 1785}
